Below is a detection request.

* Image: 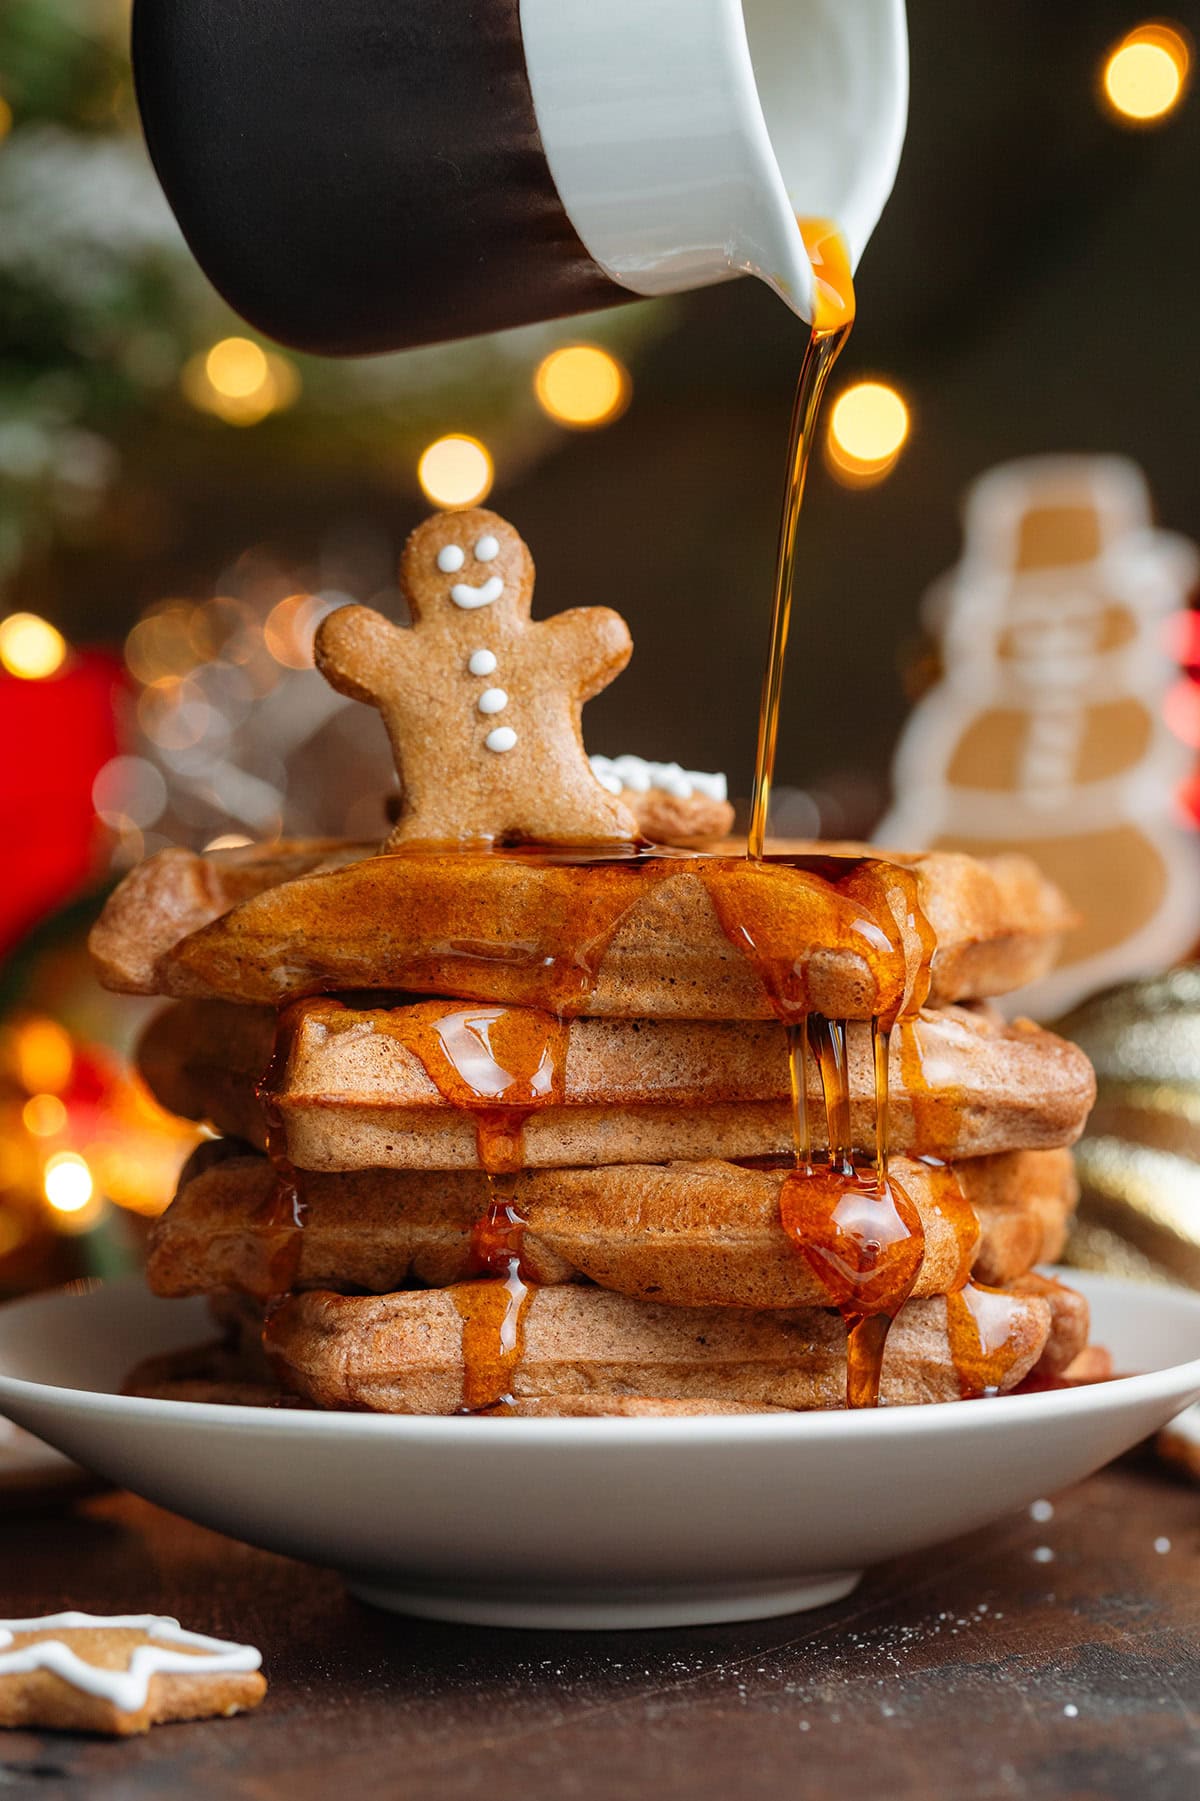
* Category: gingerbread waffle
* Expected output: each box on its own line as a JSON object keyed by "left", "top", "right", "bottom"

{"left": 261, "top": 1280, "right": 1085, "bottom": 1415}
{"left": 147, "top": 1148, "right": 1076, "bottom": 1308}
{"left": 91, "top": 839, "right": 1074, "bottom": 1017}
{"left": 137, "top": 996, "right": 1094, "bottom": 1170}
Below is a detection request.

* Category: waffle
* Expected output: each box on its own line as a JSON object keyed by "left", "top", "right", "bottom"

{"left": 137, "top": 996, "right": 1095, "bottom": 1169}
{"left": 146, "top": 1147, "right": 1076, "bottom": 1307}
{"left": 92, "top": 839, "right": 1074, "bottom": 1017}
{"left": 261, "top": 1280, "right": 1085, "bottom": 1414}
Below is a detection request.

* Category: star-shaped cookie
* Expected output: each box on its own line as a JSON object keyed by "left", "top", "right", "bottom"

{"left": 0, "top": 1612, "right": 265, "bottom": 1735}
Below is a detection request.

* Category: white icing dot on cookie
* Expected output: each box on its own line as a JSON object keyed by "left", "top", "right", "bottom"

{"left": 0, "top": 1613, "right": 262, "bottom": 1714}
{"left": 477, "top": 687, "right": 508, "bottom": 716}
{"left": 474, "top": 534, "right": 500, "bottom": 562}
{"left": 451, "top": 576, "right": 504, "bottom": 611}
{"left": 486, "top": 726, "right": 518, "bottom": 753}
{"left": 467, "top": 649, "right": 497, "bottom": 677}
{"left": 437, "top": 544, "right": 465, "bottom": 573}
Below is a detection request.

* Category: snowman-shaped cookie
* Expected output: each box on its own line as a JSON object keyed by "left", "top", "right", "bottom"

{"left": 878, "top": 456, "right": 1199, "bottom": 1016}
{"left": 315, "top": 509, "right": 638, "bottom": 847}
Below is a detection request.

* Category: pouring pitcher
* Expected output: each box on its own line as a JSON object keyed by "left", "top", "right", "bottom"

{"left": 132, "top": 0, "right": 908, "bottom": 354}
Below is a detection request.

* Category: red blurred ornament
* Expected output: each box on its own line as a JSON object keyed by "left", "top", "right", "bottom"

{"left": 0, "top": 651, "right": 122, "bottom": 958}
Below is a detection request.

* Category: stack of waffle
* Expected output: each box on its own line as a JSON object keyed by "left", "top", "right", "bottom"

{"left": 94, "top": 835, "right": 1098, "bottom": 1415}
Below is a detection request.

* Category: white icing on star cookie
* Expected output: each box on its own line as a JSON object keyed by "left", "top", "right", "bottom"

{"left": 589, "top": 753, "right": 728, "bottom": 803}
{"left": 467, "top": 649, "right": 497, "bottom": 676}
{"left": 0, "top": 1613, "right": 262, "bottom": 1714}
{"left": 477, "top": 687, "right": 508, "bottom": 715}
{"left": 451, "top": 576, "right": 504, "bottom": 611}
{"left": 486, "top": 725, "right": 518, "bottom": 753}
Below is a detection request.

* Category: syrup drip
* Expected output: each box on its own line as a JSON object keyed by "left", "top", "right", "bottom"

{"left": 451, "top": 1189, "right": 532, "bottom": 1412}
{"left": 253, "top": 1004, "right": 308, "bottom": 1302}
{"left": 779, "top": 1015, "right": 925, "bottom": 1408}
{"left": 786, "top": 1019, "right": 810, "bottom": 1167}
{"left": 330, "top": 845, "right": 685, "bottom": 1017}
{"left": 945, "top": 1281, "right": 1033, "bottom": 1400}
{"left": 355, "top": 1000, "right": 569, "bottom": 1175}
{"left": 347, "top": 1000, "right": 559, "bottom": 1408}
{"left": 700, "top": 854, "right": 914, "bottom": 1022}
{"left": 713, "top": 859, "right": 937, "bottom": 1407}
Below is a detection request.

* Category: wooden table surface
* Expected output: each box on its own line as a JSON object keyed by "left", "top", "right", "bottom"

{"left": 1, "top": 1457, "right": 1197, "bottom": 1800}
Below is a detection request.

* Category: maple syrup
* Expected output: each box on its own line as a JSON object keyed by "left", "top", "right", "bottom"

{"left": 452, "top": 1192, "right": 533, "bottom": 1412}
{"left": 735, "top": 226, "right": 942, "bottom": 1406}
{"left": 747, "top": 219, "right": 855, "bottom": 862}
{"left": 945, "top": 1281, "right": 1033, "bottom": 1400}
{"left": 320, "top": 998, "right": 557, "bottom": 1408}
{"left": 253, "top": 1004, "right": 308, "bottom": 1301}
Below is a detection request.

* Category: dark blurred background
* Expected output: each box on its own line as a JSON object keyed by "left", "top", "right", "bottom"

{"left": 1, "top": 2, "right": 1199, "bottom": 1278}
{"left": 4, "top": 3, "right": 1199, "bottom": 839}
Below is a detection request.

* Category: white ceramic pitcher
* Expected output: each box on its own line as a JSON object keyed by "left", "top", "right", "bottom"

{"left": 132, "top": 0, "right": 908, "bottom": 352}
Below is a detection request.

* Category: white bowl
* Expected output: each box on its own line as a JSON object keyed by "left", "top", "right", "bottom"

{"left": 0, "top": 1271, "right": 1196, "bottom": 1631}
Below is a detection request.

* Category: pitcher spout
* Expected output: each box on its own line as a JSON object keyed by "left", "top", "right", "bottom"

{"left": 522, "top": 0, "right": 908, "bottom": 326}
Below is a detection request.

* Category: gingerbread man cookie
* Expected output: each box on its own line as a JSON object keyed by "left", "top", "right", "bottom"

{"left": 315, "top": 508, "right": 638, "bottom": 847}
{"left": 0, "top": 1612, "right": 265, "bottom": 1735}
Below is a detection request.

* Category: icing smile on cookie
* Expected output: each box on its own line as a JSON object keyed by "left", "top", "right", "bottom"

{"left": 450, "top": 576, "right": 504, "bottom": 610}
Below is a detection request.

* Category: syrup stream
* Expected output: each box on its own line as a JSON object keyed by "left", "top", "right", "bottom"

{"left": 747, "top": 220, "right": 854, "bottom": 862}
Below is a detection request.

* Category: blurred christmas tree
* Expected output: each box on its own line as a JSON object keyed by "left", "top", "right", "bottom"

{"left": 0, "top": 0, "right": 659, "bottom": 590}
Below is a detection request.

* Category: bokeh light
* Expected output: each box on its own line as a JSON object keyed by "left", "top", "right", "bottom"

{"left": 1164, "top": 675, "right": 1200, "bottom": 747}
{"left": 0, "top": 98, "right": 12, "bottom": 143}
{"left": 1103, "top": 23, "right": 1190, "bottom": 122}
{"left": 206, "top": 337, "right": 269, "bottom": 398}
{"left": 42, "top": 1151, "right": 94, "bottom": 1214}
{"left": 417, "top": 435, "right": 494, "bottom": 507}
{"left": 14, "top": 1019, "right": 73, "bottom": 1095}
{"left": 1165, "top": 609, "right": 1200, "bottom": 666}
{"left": 22, "top": 1094, "right": 68, "bottom": 1138}
{"left": 0, "top": 612, "right": 67, "bottom": 680}
{"left": 264, "top": 593, "right": 323, "bottom": 668}
{"left": 182, "top": 337, "right": 301, "bottom": 426}
{"left": 92, "top": 756, "right": 169, "bottom": 831}
{"left": 534, "top": 345, "right": 631, "bottom": 429}
{"left": 826, "top": 381, "right": 911, "bottom": 485}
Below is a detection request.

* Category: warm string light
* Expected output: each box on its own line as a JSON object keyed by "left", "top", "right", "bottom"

{"left": 14, "top": 1019, "right": 73, "bottom": 1095}
{"left": 182, "top": 336, "right": 301, "bottom": 426}
{"left": 826, "top": 381, "right": 911, "bottom": 485}
{"left": 534, "top": 345, "right": 631, "bottom": 428}
{"left": 417, "top": 435, "right": 494, "bottom": 507}
{"left": 42, "top": 1150, "right": 94, "bottom": 1215}
{"left": 1102, "top": 22, "right": 1190, "bottom": 122}
{"left": 0, "top": 612, "right": 67, "bottom": 680}
{"left": 22, "top": 1094, "right": 68, "bottom": 1138}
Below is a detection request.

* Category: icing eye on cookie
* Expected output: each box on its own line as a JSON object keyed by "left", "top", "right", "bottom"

{"left": 437, "top": 544, "right": 465, "bottom": 573}
{"left": 474, "top": 534, "right": 500, "bottom": 562}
